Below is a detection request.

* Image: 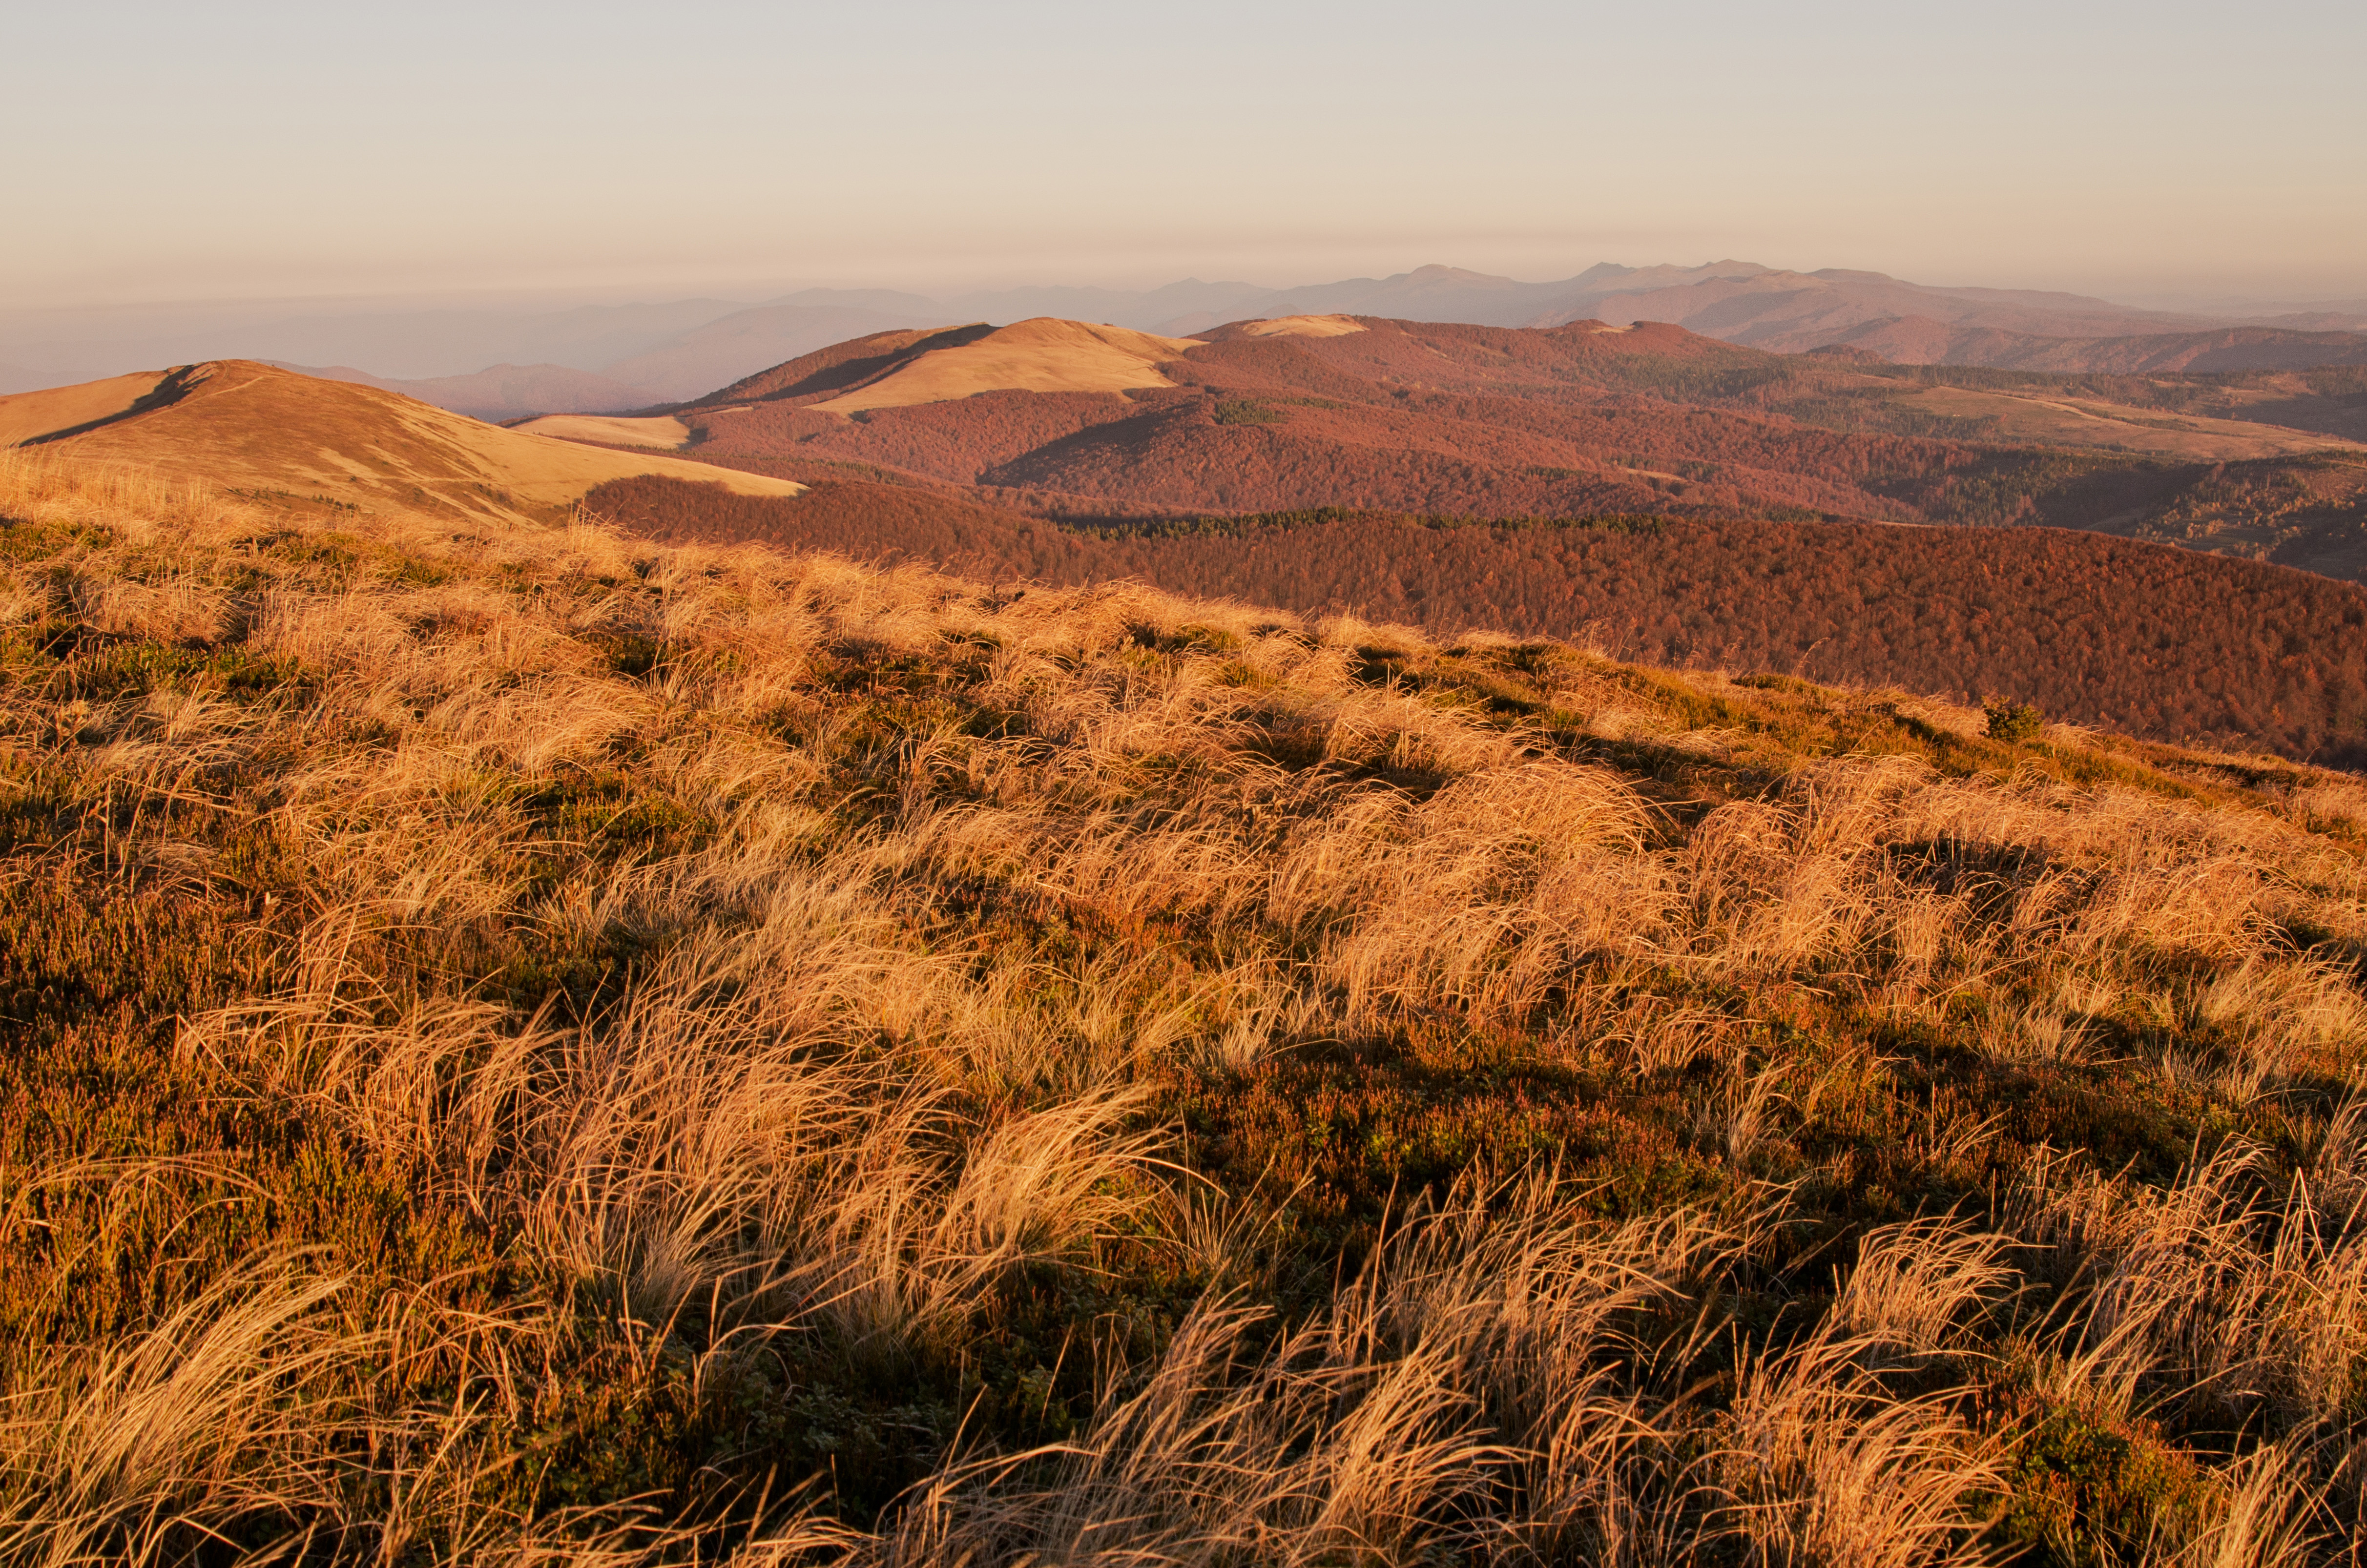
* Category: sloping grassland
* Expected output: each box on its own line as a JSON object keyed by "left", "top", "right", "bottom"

{"left": 7, "top": 452, "right": 2367, "bottom": 1563}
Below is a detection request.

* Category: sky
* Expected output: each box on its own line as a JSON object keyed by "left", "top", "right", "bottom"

{"left": 4, "top": 0, "right": 2364, "bottom": 316}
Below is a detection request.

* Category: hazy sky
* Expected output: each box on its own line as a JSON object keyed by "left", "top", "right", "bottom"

{"left": 7, "top": 0, "right": 2363, "bottom": 312}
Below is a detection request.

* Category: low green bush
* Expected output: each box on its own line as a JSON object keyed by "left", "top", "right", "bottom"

{"left": 1986, "top": 697, "right": 2046, "bottom": 742}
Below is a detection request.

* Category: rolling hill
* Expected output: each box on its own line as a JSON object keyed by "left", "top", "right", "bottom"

{"left": 0, "top": 360, "right": 803, "bottom": 524}
{"left": 1230, "top": 261, "right": 2204, "bottom": 340}
{"left": 1810, "top": 318, "right": 2367, "bottom": 374}
{"left": 803, "top": 319, "right": 1204, "bottom": 412}
{"left": 593, "top": 299, "right": 970, "bottom": 400}
{"left": 1182, "top": 264, "right": 2367, "bottom": 372}
{"left": 676, "top": 318, "right": 1214, "bottom": 413}
{"left": 628, "top": 313, "right": 2367, "bottom": 578}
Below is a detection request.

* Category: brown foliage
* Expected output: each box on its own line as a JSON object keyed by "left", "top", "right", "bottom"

{"left": 657, "top": 316, "right": 2367, "bottom": 577}
{"left": 695, "top": 389, "right": 1149, "bottom": 488}
{"left": 588, "top": 475, "right": 2367, "bottom": 767}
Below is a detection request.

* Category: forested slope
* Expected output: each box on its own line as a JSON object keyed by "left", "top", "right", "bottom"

{"left": 642, "top": 316, "right": 2367, "bottom": 579}
{"left": 590, "top": 475, "right": 2367, "bottom": 766}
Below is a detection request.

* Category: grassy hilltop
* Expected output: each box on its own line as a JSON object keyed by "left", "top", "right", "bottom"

{"left": 7, "top": 451, "right": 2367, "bottom": 1564}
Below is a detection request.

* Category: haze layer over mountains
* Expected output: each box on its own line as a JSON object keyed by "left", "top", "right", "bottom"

{"left": 9, "top": 260, "right": 2365, "bottom": 419}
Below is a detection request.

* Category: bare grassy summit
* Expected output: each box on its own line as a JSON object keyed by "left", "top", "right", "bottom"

{"left": 7, "top": 450, "right": 2367, "bottom": 1564}
{"left": 0, "top": 361, "right": 803, "bottom": 525}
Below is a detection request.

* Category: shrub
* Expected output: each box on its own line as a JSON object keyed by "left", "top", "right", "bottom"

{"left": 1986, "top": 697, "right": 2046, "bottom": 742}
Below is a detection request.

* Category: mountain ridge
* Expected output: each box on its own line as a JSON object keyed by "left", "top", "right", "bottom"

{"left": 634, "top": 313, "right": 2367, "bottom": 578}
{"left": 0, "top": 360, "right": 803, "bottom": 523}
{"left": 16, "top": 262, "right": 2367, "bottom": 420}
{"left": 1797, "top": 318, "right": 2367, "bottom": 373}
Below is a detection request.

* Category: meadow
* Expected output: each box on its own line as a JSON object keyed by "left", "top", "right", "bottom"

{"left": 6, "top": 450, "right": 2367, "bottom": 1564}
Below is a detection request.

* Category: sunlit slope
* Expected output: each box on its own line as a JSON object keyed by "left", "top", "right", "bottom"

{"left": 510, "top": 413, "right": 695, "bottom": 449}
{"left": 6, "top": 448, "right": 2367, "bottom": 1562}
{"left": 809, "top": 318, "right": 1204, "bottom": 412}
{"left": 656, "top": 318, "right": 1202, "bottom": 419}
{"left": 0, "top": 371, "right": 177, "bottom": 446}
{"left": 683, "top": 323, "right": 992, "bottom": 408}
{"left": 1229, "top": 314, "right": 1369, "bottom": 339}
{"left": 2, "top": 360, "right": 800, "bottom": 522}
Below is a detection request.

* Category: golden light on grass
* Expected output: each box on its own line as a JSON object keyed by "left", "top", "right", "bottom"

{"left": 3, "top": 445, "right": 2366, "bottom": 1561}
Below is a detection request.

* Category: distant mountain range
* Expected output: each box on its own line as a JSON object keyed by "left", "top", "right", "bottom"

{"left": 261, "top": 360, "right": 662, "bottom": 421}
{"left": 6, "top": 262, "right": 2362, "bottom": 416}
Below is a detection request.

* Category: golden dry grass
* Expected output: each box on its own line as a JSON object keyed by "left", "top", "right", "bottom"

{"left": 4, "top": 447, "right": 2367, "bottom": 1563}
{"left": 813, "top": 319, "right": 1203, "bottom": 413}
{"left": 4, "top": 362, "right": 801, "bottom": 525}
{"left": 0, "top": 372, "right": 171, "bottom": 447}
{"left": 512, "top": 415, "right": 697, "bottom": 452}
{"left": 1234, "top": 315, "right": 1369, "bottom": 339}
